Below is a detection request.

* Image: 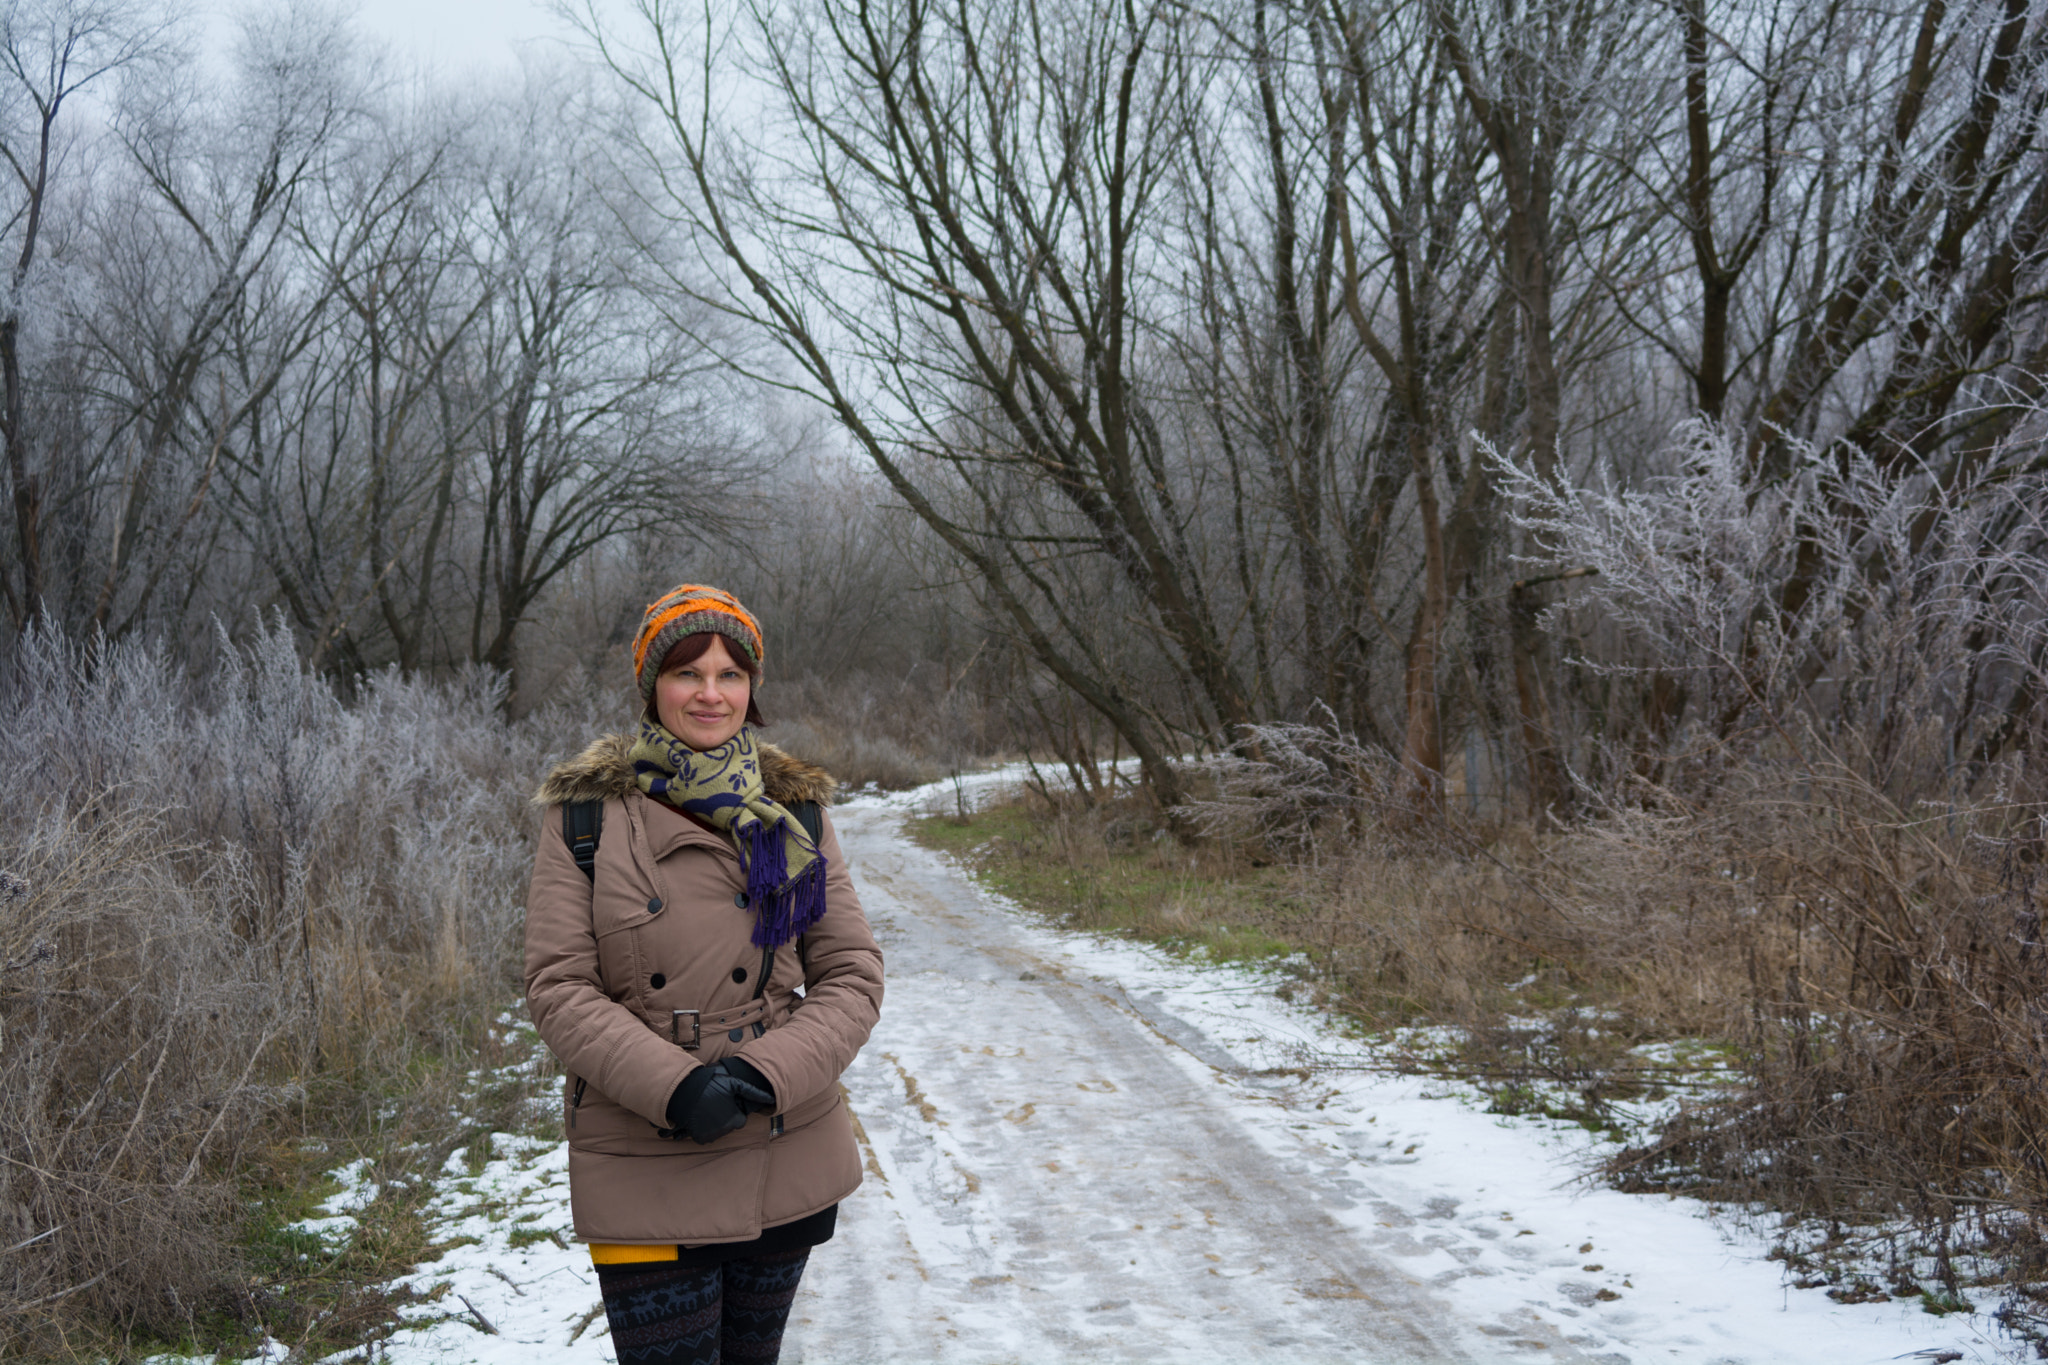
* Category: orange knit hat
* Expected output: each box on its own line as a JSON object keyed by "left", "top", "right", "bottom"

{"left": 632, "top": 584, "right": 765, "bottom": 701}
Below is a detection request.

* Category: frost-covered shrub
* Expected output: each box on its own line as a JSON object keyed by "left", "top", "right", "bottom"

{"left": 1487, "top": 421, "right": 2048, "bottom": 1320}
{"left": 0, "top": 620, "right": 578, "bottom": 1350}
{"left": 1174, "top": 710, "right": 1407, "bottom": 861}
{"left": 1490, "top": 418, "right": 2048, "bottom": 794}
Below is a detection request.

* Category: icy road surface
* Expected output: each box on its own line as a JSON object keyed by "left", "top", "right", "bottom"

{"left": 250, "top": 779, "right": 2010, "bottom": 1365}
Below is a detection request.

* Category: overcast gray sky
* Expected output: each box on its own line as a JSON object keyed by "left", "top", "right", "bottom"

{"left": 342, "top": 0, "right": 614, "bottom": 72}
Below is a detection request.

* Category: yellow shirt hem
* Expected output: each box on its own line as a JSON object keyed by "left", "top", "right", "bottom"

{"left": 588, "top": 1242, "right": 680, "bottom": 1265}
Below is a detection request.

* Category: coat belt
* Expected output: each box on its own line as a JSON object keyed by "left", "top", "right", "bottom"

{"left": 654, "top": 996, "right": 772, "bottom": 1049}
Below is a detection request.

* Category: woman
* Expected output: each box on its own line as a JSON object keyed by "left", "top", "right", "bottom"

{"left": 525, "top": 583, "right": 885, "bottom": 1365}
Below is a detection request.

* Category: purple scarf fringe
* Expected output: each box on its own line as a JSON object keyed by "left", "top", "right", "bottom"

{"left": 741, "top": 816, "right": 828, "bottom": 949}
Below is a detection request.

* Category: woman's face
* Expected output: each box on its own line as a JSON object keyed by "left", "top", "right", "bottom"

{"left": 654, "top": 635, "right": 752, "bottom": 751}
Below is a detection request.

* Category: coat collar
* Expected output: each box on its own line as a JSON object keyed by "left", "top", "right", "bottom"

{"left": 532, "top": 731, "right": 838, "bottom": 809}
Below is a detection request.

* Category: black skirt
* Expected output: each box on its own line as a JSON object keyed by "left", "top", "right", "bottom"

{"left": 672, "top": 1203, "right": 837, "bottom": 1267}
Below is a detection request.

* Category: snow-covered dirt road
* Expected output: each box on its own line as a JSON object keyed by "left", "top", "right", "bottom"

{"left": 783, "top": 797, "right": 2002, "bottom": 1365}
{"left": 250, "top": 783, "right": 2011, "bottom": 1365}
{"left": 792, "top": 799, "right": 1459, "bottom": 1363}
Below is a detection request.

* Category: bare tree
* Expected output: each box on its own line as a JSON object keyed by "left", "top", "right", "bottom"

{"left": 454, "top": 68, "right": 754, "bottom": 705}
{"left": 1317, "top": 0, "right": 1497, "bottom": 800}
{"left": 583, "top": 0, "right": 1251, "bottom": 810}
{"left": 285, "top": 88, "right": 472, "bottom": 673}
{"left": 78, "top": 0, "right": 357, "bottom": 637}
{"left": 0, "top": 0, "right": 170, "bottom": 627}
{"left": 1430, "top": 0, "right": 1655, "bottom": 812}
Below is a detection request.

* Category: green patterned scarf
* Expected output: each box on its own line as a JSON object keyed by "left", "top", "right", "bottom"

{"left": 628, "top": 720, "right": 827, "bottom": 948}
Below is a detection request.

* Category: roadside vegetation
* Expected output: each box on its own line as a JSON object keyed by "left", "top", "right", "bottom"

{"left": 915, "top": 711, "right": 2048, "bottom": 1337}
{"left": 0, "top": 623, "right": 559, "bottom": 1360}
{"left": 914, "top": 776, "right": 1742, "bottom": 1136}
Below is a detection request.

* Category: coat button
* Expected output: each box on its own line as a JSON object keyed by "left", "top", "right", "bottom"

{"left": 728, "top": 1029, "right": 745, "bottom": 1043}
{"left": 650, "top": 973, "right": 666, "bottom": 989}
{"left": 731, "top": 966, "right": 747, "bottom": 983}
{"left": 647, "top": 897, "right": 663, "bottom": 913}
{"left": 733, "top": 892, "right": 749, "bottom": 908}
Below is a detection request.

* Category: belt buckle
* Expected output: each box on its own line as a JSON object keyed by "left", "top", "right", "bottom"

{"left": 670, "top": 1009, "right": 701, "bottom": 1050}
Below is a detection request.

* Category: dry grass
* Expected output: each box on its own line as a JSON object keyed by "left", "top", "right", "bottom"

{"left": 0, "top": 622, "right": 577, "bottom": 1359}
{"left": 1201, "top": 720, "right": 2048, "bottom": 1254}
{"left": 912, "top": 791, "right": 1305, "bottom": 965}
{"left": 1584, "top": 763, "right": 2048, "bottom": 1303}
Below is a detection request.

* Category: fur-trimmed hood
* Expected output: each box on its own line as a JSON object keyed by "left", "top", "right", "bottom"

{"left": 532, "top": 732, "right": 837, "bottom": 809}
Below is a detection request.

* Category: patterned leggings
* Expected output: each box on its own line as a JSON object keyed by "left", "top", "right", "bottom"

{"left": 596, "top": 1248, "right": 810, "bottom": 1365}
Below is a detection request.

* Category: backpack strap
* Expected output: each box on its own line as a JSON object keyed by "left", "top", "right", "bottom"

{"left": 791, "top": 799, "right": 823, "bottom": 850}
{"left": 563, "top": 799, "right": 603, "bottom": 884}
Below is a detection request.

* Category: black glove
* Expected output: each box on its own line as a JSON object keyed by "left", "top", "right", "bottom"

{"left": 665, "top": 1059, "right": 776, "bottom": 1144}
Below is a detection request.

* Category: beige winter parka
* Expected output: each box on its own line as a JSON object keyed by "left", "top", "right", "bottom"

{"left": 524, "top": 734, "right": 884, "bottom": 1246}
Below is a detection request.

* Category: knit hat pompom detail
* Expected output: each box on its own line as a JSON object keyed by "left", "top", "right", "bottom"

{"left": 633, "top": 584, "right": 765, "bottom": 701}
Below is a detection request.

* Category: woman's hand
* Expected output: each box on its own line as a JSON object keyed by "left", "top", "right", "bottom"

{"left": 665, "top": 1059, "right": 776, "bottom": 1144}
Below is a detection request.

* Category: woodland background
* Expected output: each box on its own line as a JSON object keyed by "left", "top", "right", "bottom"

{"left": 4, "top": 0, "right": 2048, "bottom": 1353}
